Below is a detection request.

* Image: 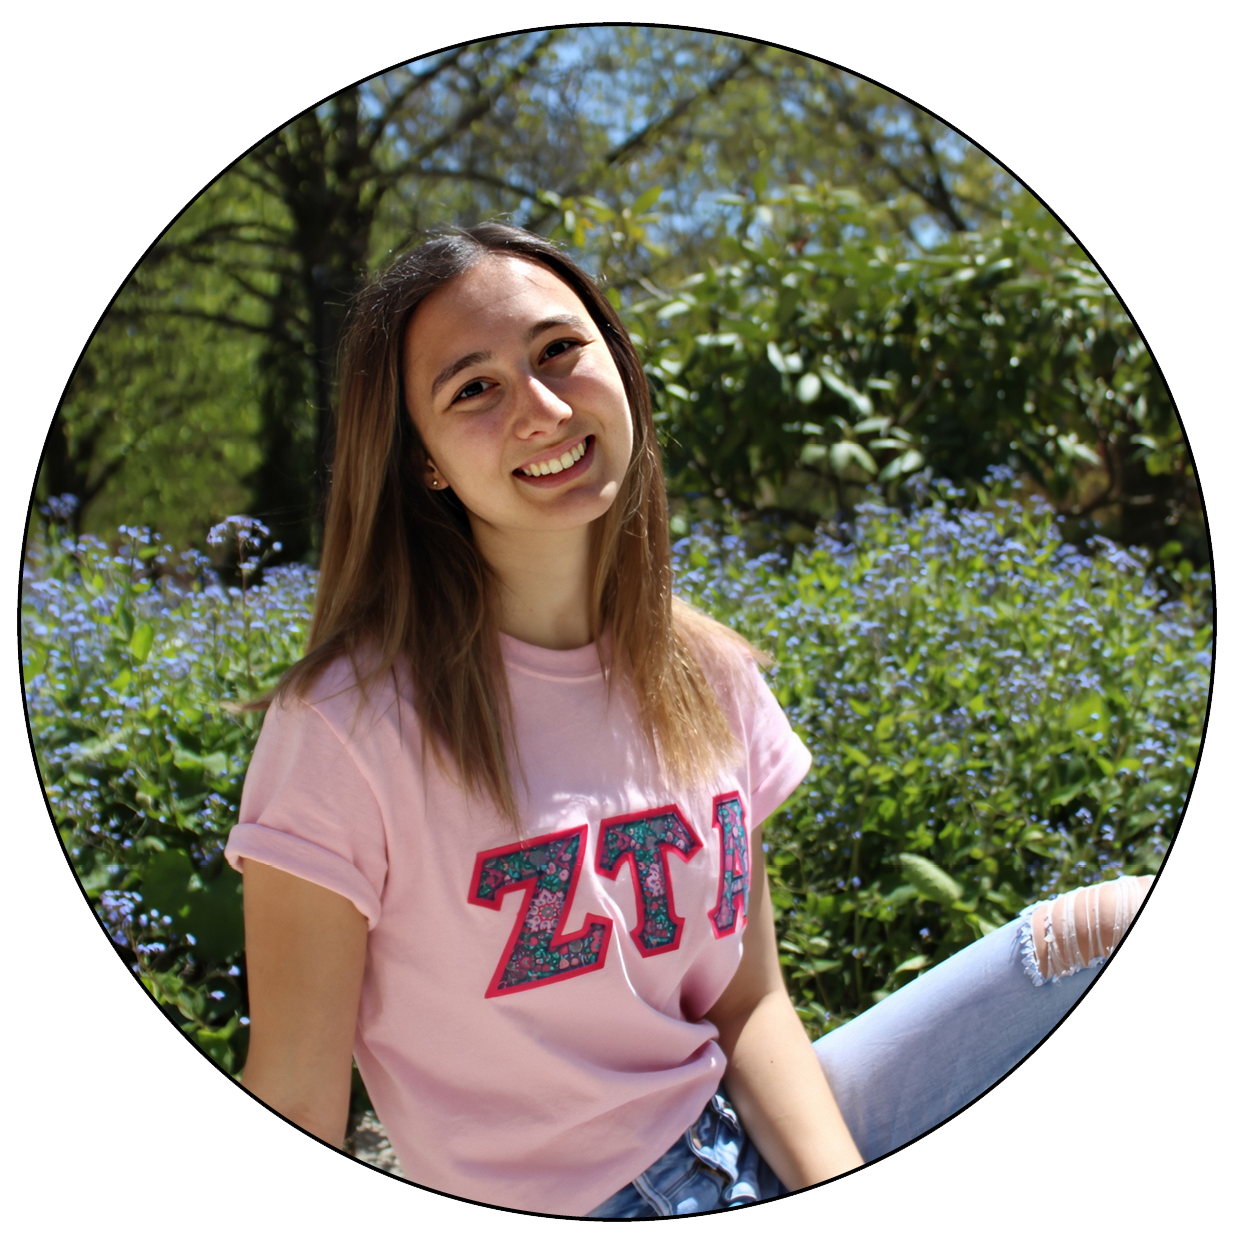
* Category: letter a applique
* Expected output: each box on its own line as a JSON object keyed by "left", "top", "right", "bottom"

{"left": 469, "top": 825, "right": 612, "bottom": 997}
{"left": 710, "top": 792, "right": 749, "bottom": 937}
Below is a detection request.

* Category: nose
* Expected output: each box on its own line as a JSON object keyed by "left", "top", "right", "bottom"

{"left": 512, "top": 373, "right": 573, "bottom": 436}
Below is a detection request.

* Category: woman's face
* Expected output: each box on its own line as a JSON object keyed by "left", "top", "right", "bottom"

{"left": 402, "top": 254, "right": 635, "bottom": 543}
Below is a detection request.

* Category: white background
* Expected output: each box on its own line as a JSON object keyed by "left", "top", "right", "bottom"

{"left": 4, "top": 4, "right": 1234, "bottom": 1234}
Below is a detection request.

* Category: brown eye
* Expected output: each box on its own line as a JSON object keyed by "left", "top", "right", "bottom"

{"left": 542, "top": 339, "right": 581, "bottom": 361}
{"left": 453, "top": 378, "right": 490, "bottom": 403}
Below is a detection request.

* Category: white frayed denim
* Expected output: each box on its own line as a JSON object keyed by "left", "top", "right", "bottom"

{"left": 812, "top": 875, "right": 1150, "bottom": 1163}
{"left": 1019, "top": 875, "right": 1149, "bottom": 985}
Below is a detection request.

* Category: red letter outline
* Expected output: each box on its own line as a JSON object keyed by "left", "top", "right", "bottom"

{"left": 709, "top": 791, "right": 750, "bottom": 939}
{"left": 468, "top": 824, "right": 613, "bottom": 998}
{"left": 596, "top": 804, "right": 703, "bottom": 957}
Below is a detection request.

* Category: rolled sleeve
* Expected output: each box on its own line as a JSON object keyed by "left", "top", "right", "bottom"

{"left": 225, "top": 693, "right": 388, "bottom": 928}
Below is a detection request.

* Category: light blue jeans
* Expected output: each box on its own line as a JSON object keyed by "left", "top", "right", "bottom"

{"left": 589, "top": 908, "right": 1099, "bottom": 1217}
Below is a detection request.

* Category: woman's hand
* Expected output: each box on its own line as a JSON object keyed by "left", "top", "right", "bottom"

{"left": 704, "top": 831, "right": 864, "bottom": 1190}
{"left": 240, "top": 860, "right": 369, "bottom": 1148}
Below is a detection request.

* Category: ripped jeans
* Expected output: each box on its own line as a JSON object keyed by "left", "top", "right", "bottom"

{"left": 589, "top": 878, "right": 1143, "bottom": 1217}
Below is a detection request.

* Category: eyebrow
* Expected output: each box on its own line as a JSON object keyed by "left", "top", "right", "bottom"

{"left": 428, "top": 314, "right": 592, "bottom": 400}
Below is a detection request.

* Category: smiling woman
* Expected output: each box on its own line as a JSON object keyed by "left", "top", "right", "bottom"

{"left": 229, "top": 224, "right": 861, "bottom": 1214}
{"left": 220, "top": 222, "right": 1157, "bottom": 1218}
{"left": 21, "top": 21, "right": 1212, "bottom": 1232}
{"left": 403, "top": 254, "right": 633, "bottom": 649}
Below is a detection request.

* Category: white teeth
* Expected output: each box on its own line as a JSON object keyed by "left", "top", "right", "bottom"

{"left": 520, "top": 438, "right": 589, "bottom": 477}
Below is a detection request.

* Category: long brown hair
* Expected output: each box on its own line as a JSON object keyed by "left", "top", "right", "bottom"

{"left": 279, "top": 222, "right": 755, "bottom": 822}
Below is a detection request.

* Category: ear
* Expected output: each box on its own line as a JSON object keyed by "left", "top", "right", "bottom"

{"left": 424, "top": 459, "right": 446, "bottom": 491}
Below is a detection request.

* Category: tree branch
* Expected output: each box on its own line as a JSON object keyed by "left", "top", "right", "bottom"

{"left": 143, "top": 307, "right": 274, "bottom": 337}
{"left": 386, "top": 29, "right": 562, "bottom": 176}
{"left": 768, "top": 68, "right": 972, "bottom": 235}
{"left": 231, "top": 160, "right": 287, "bottom": 201}
{"left": 911, "top": 117, "right": 969, "bottom": 233}
{"left": 526, "top": 48, "right": 757, "bottom": 230}
{"left": 363, "top": 44, "right": 472, "bottom": 147}
{"left": 411, "top": 164, "right": 543, "bottom": 201}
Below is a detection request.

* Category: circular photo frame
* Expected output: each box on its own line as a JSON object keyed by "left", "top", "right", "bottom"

{"left": 19, "top": 19, "right": 1217, "bottom": 1222}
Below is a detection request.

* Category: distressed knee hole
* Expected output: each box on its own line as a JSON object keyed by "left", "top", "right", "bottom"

{"left": 1027, "top": 875, "right": 1153, "bottom": 984}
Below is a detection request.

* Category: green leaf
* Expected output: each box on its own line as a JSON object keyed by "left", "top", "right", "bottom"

{"left": 1048, "top": 779, "right": 1089, "bottom": 808}
{"left": 899, "top": 853, "right": 964, "bottom": 904}
{"left": 129, "top": 623, "right": 154, "bottom": 664}
{"left": 820, "top": 371, "right": 874, "bottom": 416}
{"left": 878, "top": 449, "right": 925, "bottom": 482}
{"left": 829, "top": 441, "right": 877, "bottom": 477}
{"left": 1066, "top": 693, "right": 1107, "bottom": 733}
{"left": 883, "top": 885, "right": 918, "bottom": 909}
{"left": 137, "top": 849, "right": 243, "bottom": 960}
{"left": 971, "top": 912, "right": 1004, "bottom": 935}
{"left": 893, "top": 954, "right": 930, "bottom": 975}
{"left": 579, "top": 195, "right": 614, "bottom": 220}
{"left": 795, "top": 373, "right": 822, "bottom": 403}
{"left": 632, "top": 185, "right": 663, "bottom": 214}
{"left": 853, "top": 416, "right": 892, "bottom": 435}
{"left": 809, "top": 958, "right": 842, "bottom": 974}
{"left": 23, "top": 644, "right": 48, "bottom": 679}
{"left": 656, "top": 300, "right": 692, "bottom": 321}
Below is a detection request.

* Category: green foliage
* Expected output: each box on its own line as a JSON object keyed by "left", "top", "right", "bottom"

{"left": 46, "top": 29, "right": 1065, "bottom": 553}
{"left": 673, "top": 477, "right": 1209, "bottom": 1034}
{"left": 24, "top": 488, "right": 1210, "bottom": 1056}
{"left": 634, "top": 186, "right": 1198, "bottom": 560}
{"left": 23, "top": 519, "right": 315, "bottom": 1072}
{"left": 43, "top": 283, "right": 262, "bottom": 549}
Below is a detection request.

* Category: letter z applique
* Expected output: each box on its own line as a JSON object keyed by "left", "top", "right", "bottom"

{"left": 709, "top": 792, "right": 750, "bottom": 937}
{"left": 469, "top": 825, "right": 613, "bottom": 998}
{"left": 596, "top": 806, "right": 702, "bottom": 955}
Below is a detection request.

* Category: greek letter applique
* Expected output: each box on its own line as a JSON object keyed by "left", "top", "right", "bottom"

{"left": 709, "top": 792, "right": 750, "bottom": 937}
{"left": 596, "top": 806, "right": 703, "bottom": 955}
{"left": 469, "top": 825, "right": 613, "bottom": 998}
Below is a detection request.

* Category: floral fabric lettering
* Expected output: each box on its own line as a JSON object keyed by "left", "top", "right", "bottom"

{"left": 469, "top": 825, "right": 612, "bottom": 997}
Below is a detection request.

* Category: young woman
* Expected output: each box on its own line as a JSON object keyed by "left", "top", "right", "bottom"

{"left": 225, "top": 223, "right": 1151, "bottom": 1218}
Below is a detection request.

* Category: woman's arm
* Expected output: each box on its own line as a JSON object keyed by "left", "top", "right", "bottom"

{"left": 704, "top": 830, "right": 864, "bottom": 1189}
{"left": 240, "top": 859, "right": 369, "bottom": 1147}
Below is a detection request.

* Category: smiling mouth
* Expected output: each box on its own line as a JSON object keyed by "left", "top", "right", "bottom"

{"left": 514, "top": 436, "right": 592, "bottom": 479}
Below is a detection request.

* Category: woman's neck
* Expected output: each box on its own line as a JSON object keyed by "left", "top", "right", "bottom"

{"left": 472, "top": 520, "right": 596, "bottom": 650}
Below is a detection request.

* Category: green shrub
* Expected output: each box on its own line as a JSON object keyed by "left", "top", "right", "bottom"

{"left": 673, "top": 474, "right": 1210, "bottom": 1035}
{"left": 22, "top": 516, "right": 314, "bottom": 1072}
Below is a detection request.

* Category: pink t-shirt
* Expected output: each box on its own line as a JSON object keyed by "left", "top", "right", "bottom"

{"left": 226, "top": 631, "right": 811, "bottom": 1215}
